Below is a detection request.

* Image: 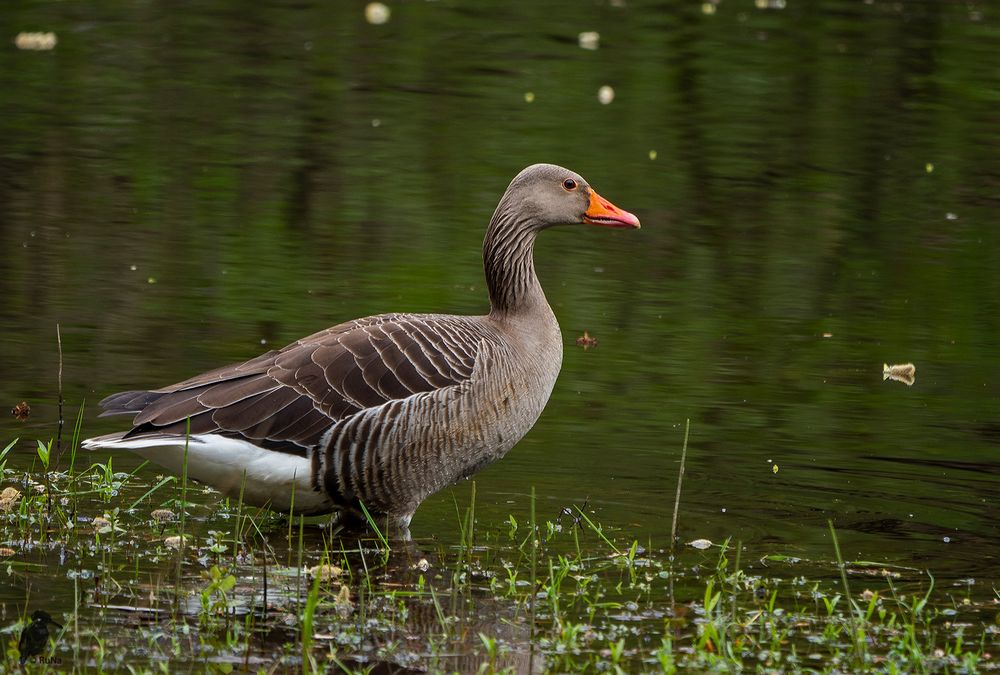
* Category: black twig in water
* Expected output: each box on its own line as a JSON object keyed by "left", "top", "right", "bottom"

{"left": 557, "top": 498, "right": 590, "bottom": 532}
{"left": 528, "top": 485, "right": 537, "bottom": 675}
{"left": 56, "top": 323, "right": 64, "bottom": 459}
{"left": 262, "top": 547, "right": 268, "bottom": 619}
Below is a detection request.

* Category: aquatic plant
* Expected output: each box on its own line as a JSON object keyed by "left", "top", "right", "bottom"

{"left": 0, "top": 424, "right": 995, "bottom": 672}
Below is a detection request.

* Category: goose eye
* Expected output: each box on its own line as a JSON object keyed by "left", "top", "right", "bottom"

{"left": 562, "top": 178, "right": 578, "bottom": 191}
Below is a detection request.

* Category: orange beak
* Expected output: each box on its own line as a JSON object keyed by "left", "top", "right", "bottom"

{"left": 583, "top": 189, "right": 641, "bottom": 229}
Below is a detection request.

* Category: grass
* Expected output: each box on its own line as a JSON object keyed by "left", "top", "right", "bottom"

{"left": 0, "top": 424, "right": 997, "bottom": 672}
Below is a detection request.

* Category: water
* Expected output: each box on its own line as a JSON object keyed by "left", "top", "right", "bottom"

{"left": 1, "top": 0, "right": 998, "bottom": 667}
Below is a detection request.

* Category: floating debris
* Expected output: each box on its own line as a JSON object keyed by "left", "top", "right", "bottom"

{"left": 701, "top": 2, "right": 717, "bottom": 14}
{"left": 524, "top": 91, "right": 535, "bottom": 103}
{"left": 687, "top": 538, "right": 713, "bottom": 550}
{"left": 413, "top": 557, "right": 431, "bottom": 572}
{"left": 847, "top": 566, "right": 902, "bottom": 579}
{"left": 0, "top": 487, "right": 22, "bottom": 512}
{"left": 822, "top": 332, "right": 833, "bottom": 338}
{"left": 883, "top": 362, "right": 916, "bottom": 386}
{"left": 11, "top": 401, "right": 30, "bottom": 421}
{"left": 164, "top": 535, "right": 189, "bottom": 549}
{"left": 576, "top": 331, "right": 598, "bottom": 350}
{"left": 93, "top": 517, "right": 113, "bottom": 534}
{"left": 335, "top": 584, "right": 354, "bottom": 618}
{"left": 578, "top": 31, "right": 600, "bottom": 50}
{"left": 0, "top": 547, "right": 15, "bottom": 557}
{"left": 14, "top": 32, "right": 57, "bottom": 51}
{"left": 150, "top": 509, "right": 175, "bottom": 523}
{"left": 598, "top": 85, "right": 615, "bottom": 105}
{"left": 364, "top": 2, "right": 391, "bottom": 25}
{"left": 308, "top": 564, "right": 343, "bottom": 581}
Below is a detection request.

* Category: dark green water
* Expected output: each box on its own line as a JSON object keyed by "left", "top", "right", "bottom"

{"left": 1, "top": 0, "right": 998, "bottom": 662}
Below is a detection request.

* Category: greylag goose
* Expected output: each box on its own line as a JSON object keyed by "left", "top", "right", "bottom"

{"left": 82, "top": 164, "right": 640, "bottom": 529}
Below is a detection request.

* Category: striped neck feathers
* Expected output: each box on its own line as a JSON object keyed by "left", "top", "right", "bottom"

{"left": 483, "top": 201, "right": 546, "bottom": 316}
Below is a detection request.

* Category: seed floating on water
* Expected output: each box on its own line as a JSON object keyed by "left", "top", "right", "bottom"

{"left": 883, "top": 362, "right": 916, "bottom": 386}
{"left": 11, "top": 401, "right": 30, "bottom": 421}
{"left": 598, "top": 85, "right": 615, "bottom": 105}
{"left": 524, "top": 91, "right": 535, "bottom": 103}
{"left": 576, "top": 331, "right": 598, "bottom": 350}
{"left": 364, "top": 2, "right": 390, "bottom": 25}
{"left": 687, "top": 538, "right": 713, "bottom": 550}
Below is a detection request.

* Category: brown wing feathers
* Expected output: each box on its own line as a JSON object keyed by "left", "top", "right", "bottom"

{"left": 99, "top": 314, "right": 481, "bottom": 455}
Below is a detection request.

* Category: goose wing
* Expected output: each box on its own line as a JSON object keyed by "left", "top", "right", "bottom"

{"left": 100, "top": 313, "right": 487, "bottom": 455}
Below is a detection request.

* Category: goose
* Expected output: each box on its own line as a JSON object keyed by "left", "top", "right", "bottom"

{"left": 82, "top": 164, "right": 640, "bottom": 530}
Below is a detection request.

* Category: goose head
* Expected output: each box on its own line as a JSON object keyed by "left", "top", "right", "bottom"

{"left": 484, "top": 164, "right": 640, "bottom": 315}
{"left": 499, "top": 163, "right": 641, "bottom": 230}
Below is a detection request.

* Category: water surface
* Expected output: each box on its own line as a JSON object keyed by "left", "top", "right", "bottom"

{"left": 1, "top": 0, "right": 998, "bottom": 668}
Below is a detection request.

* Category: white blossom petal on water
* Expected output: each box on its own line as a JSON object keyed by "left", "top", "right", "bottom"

{"left": 15, "top": 32, "right": 57, "bottom": 50}
{"left": 365, "top": 2, "right": 391, "bottom": 25}
{"left": 578, "top": 32, "right": 600, "bottom": 50}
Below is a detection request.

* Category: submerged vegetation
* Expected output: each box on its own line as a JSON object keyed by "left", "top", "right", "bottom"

{"left": 0, "top": 415, "right": 996, "bottom": 672}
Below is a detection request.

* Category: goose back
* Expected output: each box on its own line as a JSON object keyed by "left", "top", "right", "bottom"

{"left": 94, "top": 309, "right": 562, "bottom": 524}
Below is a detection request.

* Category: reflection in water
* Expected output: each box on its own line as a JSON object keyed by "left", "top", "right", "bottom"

{"left": 86, "top": 528, "right": 537, "bottom": 672}
{"left": 295, "top": 540, "right": 538, "bottom": 673}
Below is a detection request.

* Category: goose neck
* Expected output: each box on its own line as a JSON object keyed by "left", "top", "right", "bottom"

{"left": 483, "top": 209, "right": 545, "bottom": 317}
